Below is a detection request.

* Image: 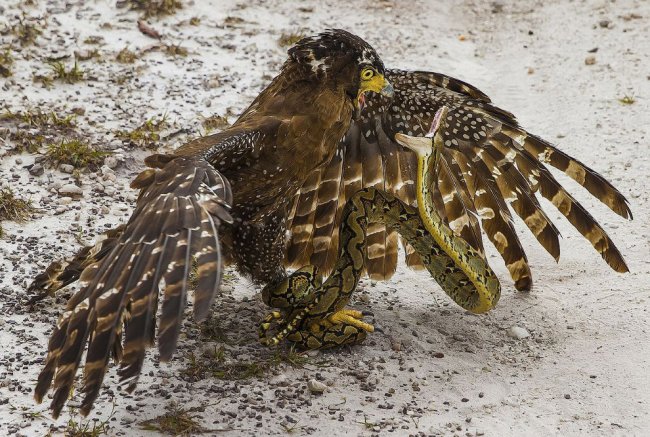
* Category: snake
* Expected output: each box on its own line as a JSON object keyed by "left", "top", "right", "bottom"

{"left": 259, "top": 106, "right": 501, "bottom": 349}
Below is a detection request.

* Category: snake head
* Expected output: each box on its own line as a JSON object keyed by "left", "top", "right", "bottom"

{"left": 394, "top": 106, "right": 449, "bottom": 157}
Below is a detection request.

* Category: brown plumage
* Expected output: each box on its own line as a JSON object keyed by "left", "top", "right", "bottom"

{"left": 285, "top": 69, "right": 631, "bottom": 286}
{"left": 32, "top": 30, "right": 393, "bottom": 418}
{"left": 30, "top": 32, "right": 630, "bottom": 418}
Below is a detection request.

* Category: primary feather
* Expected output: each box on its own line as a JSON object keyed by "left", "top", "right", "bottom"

{"left": 286, "top": 69, "right": 631, "bottom": 289}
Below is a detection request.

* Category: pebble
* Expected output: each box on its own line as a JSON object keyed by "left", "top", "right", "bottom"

{"left": 59, "top": 164, "right": 75, "bottom": 173}
{"left": 59, "top": 184, "right": 83, "bottom": 197}
{"left": 104, "top": 156, "right": 119, "bottom": 169}
{"left": 307, "top": 379, "right": 327, "bottom": 394}
{"left": 507, "top": 326, "right": 530, "bottom": 339}
{"left": 585, "top": 55, "right": 596, "bottom": 65}
{"left": 28, "top": 164, "right": 44, "bottom": 176}
{"left": 598, "top": 19, "right": 612, "bottom": 29}
{"left": 269, "top": 374, "right": 288, "bottom": 386}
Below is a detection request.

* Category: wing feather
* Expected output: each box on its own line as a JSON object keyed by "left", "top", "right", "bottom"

{"left": 286, "top": 69, "right": 629, "bottom": 287}
{"left": 35, "top": 156, "right": 232, "bottom": 418}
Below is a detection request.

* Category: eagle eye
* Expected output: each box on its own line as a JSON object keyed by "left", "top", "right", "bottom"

{"left": 361, "top": 68, "right": 375, "bottom": 80}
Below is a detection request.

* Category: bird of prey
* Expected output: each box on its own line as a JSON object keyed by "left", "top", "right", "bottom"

{"left": 30, "top": 29, "right": 630, "bottom": 417}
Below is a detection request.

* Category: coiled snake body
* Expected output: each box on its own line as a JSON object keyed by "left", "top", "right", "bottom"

{"left": 259, "top": 107, "right": 501, "bottom": 349}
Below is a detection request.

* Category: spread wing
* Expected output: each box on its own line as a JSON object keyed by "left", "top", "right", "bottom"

{"left": 285, "top": 69, "right": 631, "bottom": 288}
{"left": 34, "top": 155, "right": 232, "bottom": 418}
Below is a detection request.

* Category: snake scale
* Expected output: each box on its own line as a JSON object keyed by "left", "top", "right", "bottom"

{"left": 259, "top": 107, "right": 501, "bottom": 349}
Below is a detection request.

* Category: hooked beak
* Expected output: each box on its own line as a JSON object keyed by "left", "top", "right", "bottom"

{"left": 355, "top": 74, "right": 394, "bottom": 120}
{"left": 379, "top": 80, "right": 394, "bottom": 98}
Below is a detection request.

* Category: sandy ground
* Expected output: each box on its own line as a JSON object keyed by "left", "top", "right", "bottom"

{"left": 1, "top": 0, "right": 649, "bottom": 436}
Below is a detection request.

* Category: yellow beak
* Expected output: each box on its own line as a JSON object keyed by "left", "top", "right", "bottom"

{"left": 359, "top": 73, "right": 394, "bottom": 98}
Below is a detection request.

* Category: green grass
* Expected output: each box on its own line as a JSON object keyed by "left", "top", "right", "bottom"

{"left": 3, "top": 130, "right": 45, "bottom": 153}
{"left": 115, "top": 47, "right": 137, "bottom": 64}
{"left": 139, "top": 403, "right": 207, "bottom": 435}
{"left": 60, "top": 405, "right": 115, "bottom": 437}
{"left": 201, "top": 114, "right": 229, "bottom": 132}
{"left": 0, "top": 47, "right": 13, "bottom": 77}
{"left": 1, "top": 108, "right": 76, "bottom": 129}
{"left": 278, "top": 31, "right": 306, "bottom": 47}
{"left": 76, "top": 48, "right": 101, "bottom": 61}
{"left": 11, "top": 14, "right": 42, "bottom": 46}
{"left": 0, "top": 187, "right": 35, "bottom": 222}
{"left": 183, "top": 344, "right": 311, "bottom": 382}
{"left": 0, "top": 109, "right": 76, "bottom": 154}
{"left": 165, "top": 44, "right": 188, "bottom": 57}
{"left": 114, "top": 115, "right": 168, "bottom": 148}
{"left": 46, "top": 139, "right": 109, "bottom": 170}
{"left": 125, "top": 0, "right": 183, "bottom": 18}
{"left": 83, "top": 36, "right": 104, "bottom": 45}
{"left": 49, "top": 60, "right": 84, "bottom": 83}
{"left": 618, "top": 94, "right": 636, "bottom": 105}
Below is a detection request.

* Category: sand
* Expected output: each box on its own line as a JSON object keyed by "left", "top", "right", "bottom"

{"left": 0, "top": 0, "right": 648, "bottom": 435}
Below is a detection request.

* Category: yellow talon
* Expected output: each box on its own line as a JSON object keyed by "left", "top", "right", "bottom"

{"left": 327, "top": 309, "right": 374, "bottom": 333}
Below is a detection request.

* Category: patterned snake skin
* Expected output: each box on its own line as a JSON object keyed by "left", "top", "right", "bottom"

{"left": 259, "top": 107, "right": 501, "bottom": 349}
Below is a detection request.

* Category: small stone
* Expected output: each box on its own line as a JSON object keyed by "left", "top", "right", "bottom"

{"left": 59, "top": 197, "right": 73, "bottom": 205}
{"left": 598, "top": 19, "right": 611, "bottom": 28}
{"left": 564, "top": 394, "right": 571, "bottom": 399}
{"left": 585, "top": 55, "right": 596, "bottom": 65}
{"left": 270, "top": 374, "right": 288, "bottom": 386}
{"left": 28, "top": 163, "right": 44, "bottom": 176}
{"left": 59, "top": 164, "right": 74, "bottom": 174}
{"left": 507, "top": 326, "right": 530, "bottom": 339}
{"left": 104, "top": 156, "right": 119, "bottom": 169}
{"left": 433, "top": 352, "right": 444, "bottom": 358}
{"left": 15, "top": 158, "right": 23, "bottom": 165}
{"left": 307, "top": 379, "right": 327, "bottom": 394}
{"left": 59, "top": 184, "right": 83, "bottom": 197}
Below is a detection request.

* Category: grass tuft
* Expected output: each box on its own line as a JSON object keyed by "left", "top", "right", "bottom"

{"left": 114, "top": 115, "right": 168, "bottom": 148}
{"left": 201, "top": 114, "right": 229, "bottom": 132}
{"left": 124, "top": 0, "right": 183, "bottom": 18}
{"left": 165, "top": 43, "right": 188, "bottom": 57}
{"left": 83, "top": 36, "right": 104, "bottom": 45}
{"left": 0, "top": 187, "right": 35, "bottom": 223}
{"left": 0, "top": 47, "right": 14, "bottom": 77}
{"left": 618, "top": 94, "right": 635, "bottom": 105}
{"left": 1, "top": 108, "right": 76, "bottom": 129}
{"left": 278, "top": 31, "right": 306, "bottom": 47}
{"left": 183, "top": 344, "right": 311, "bottom": 382}
{"left": 49, "top": 60, "right": 84, "bottom": 83}
{"left": 60, "top": 405, "right": 115, "bottom": 437}
{"left": 0, "top": 109, "right": 76, "bottom": 153}
{"left": 11, "top": 14, "right": 43, "bottom": 46}
{"left": 46, "top": 139, "right": 108, "bottom": 170}
{"left": 115, "top": 47, "right": 137, "bottom": 64}
{"left": 140, "top": 402, "right": 207, "bottom": 435}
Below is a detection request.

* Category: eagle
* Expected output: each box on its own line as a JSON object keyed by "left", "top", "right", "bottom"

{"left": 30, "top": 29, "right": 630, "bottom": 418}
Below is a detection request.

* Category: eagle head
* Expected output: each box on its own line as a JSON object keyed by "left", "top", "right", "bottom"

{"left": 288, "top": 29, "right": 394, "bottom": 115}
